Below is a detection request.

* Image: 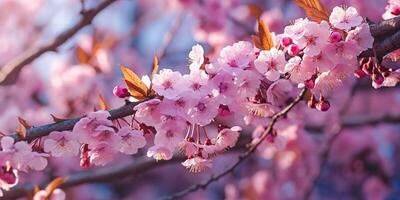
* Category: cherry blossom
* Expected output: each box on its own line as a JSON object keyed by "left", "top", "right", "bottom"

{"left": 44, "top": 131, "right": 80, "bottom": 157}
{"left": 329, "top": 6, "right": 363, "bottom": 30}
{"left": 33, "top": 188, "right": 66, "bottom": 200}
{"left": 254, "top": 48, "right": 286, "bottom": 81}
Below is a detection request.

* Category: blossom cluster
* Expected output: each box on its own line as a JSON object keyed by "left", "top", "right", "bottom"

{"left": 0, "top": 4, "right": 383, "bottom": 198}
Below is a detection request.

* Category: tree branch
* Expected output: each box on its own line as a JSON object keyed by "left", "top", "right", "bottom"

{"left": 12, "top": 99, "right": 147, "bottom": 142}
{"left": 160, "top": 88, "right": 307, "bottom": 200}
{"left": 0, "top": 0, "right": 118, "bottom": 85}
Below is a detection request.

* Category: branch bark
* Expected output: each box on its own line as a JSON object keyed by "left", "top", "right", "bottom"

{"left": 0, "top": 0, "right": 118, "bottom": 85}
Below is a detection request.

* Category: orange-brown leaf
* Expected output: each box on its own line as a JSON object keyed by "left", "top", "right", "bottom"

{"left": 18, "top": 117, "right": 31, "bottom": 129}
{"left": 257, "top": 19, "right": 273, "bottom": 50}
{"left": 50, "top": 114, "right": 67, "bottom": 123}
{"left": 15, "top": 124, "right": 27, "bottom": 139}
{"left": 98, "top": 94, "right": 110, "bottom": 110}
{"left": 124, "top": 79, "right": 147, "bottom": 100}
{"left": 152, "top": 55, "right": 159, "bottom": 79}
{"left": 119, "top": 65, "right": 148, "bottom": 98}
{"left": 251, "top": 35, "right": 262, "bottom": 50}
{"left": 45, "top": 177, "right": 67, "bottom": 197}
{"left": 294, "top": 0, "right": 329, "bottom": 22}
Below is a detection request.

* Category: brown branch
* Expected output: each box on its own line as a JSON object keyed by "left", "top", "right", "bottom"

{"left": 11, "top": 99, "right": 146, "bottom": 142}
{"left": 0, "top": 0, "right": 118, "bottom": 85}
{"left": 370, "top": 16, "right": 400, "bottom": 38}
{"left": 161, "top": 88, "right": 307, "bottom": 200}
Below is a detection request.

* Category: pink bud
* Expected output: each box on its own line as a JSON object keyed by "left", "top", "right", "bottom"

{"left": 329, "top": 31, "right": 342, "bottom": 43}
{"left": 280, "top": 37, "right": 293, "bottom": 47}
{"left": 304, "top": 78, "right": 315, "bottom": 89}
{"left": 113, "top": 85, "right": 130, "bottom": 98}
{"left": 354, "top": 69, "right": 366, "bottom": 78}
{"left": 288, "top": 44, "right": 300, "bottom": 56}
{"left": 372, "top": 73, "right": 384, "bottom": 85}
{"left": 218, "top": 105, "right": 231, "bottom": 117}
{"left": 266, "top": 134, "right": 275, "bottom": 143}
{"left": 316, "top": 96, "right": 330, "bottom": 112}
{"left": 390, "top": 6, "right": 400, "bottom": 15}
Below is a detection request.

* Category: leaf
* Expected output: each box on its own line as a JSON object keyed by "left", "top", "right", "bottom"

{"left": 76, "top": 46, "right": 91, "bottom": 64}
{"left": 0, "top": 131, "right": 5, "bottom": 136}
{"left": 98, "top": 94, "right": 110, "bottom": 110}
{"left": 33, "top": 185, "right": 40, "bottom": 194}
{"left": 294, "top": 0, "right": 329, "bottom": 22}
{"left": 151, "top": 55, "right": 159, "bottom": 79}
{"left": 50, "top": 114, "right": 67, "bottom": 123}
{"left": 149, "top": 55, "right": 159, "bottom": 95}
{"left": 45, "top": 177, "right": 68, "bottom": 198}
{"left": 251, "top": 35, "right": 262, "bottom": 50}
{"left": 15, "top": 124, "right": 27, "bottom": 139}
{"left": 257, "top": 19, "right": 273, "bottom": 50}
{"left": 119, "top": 65, "right": 148, "bottom": 99}
{"left": 18, "top": 117, "right": 31, "bottom": 129}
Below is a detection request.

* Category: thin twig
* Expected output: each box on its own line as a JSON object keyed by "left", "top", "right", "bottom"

{"left": 161, "top": 88, "right": 307, "bottom": 200}
{"left": 0, "top": 0, "right": 118, "bottom": 85}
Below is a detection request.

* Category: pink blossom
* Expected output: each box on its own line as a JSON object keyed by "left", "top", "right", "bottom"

{"left": 133, "top": 99, "right": 162, "bottom": 125}
{"left": 43, "top": 131, "right": 80, "bottom": 157}
{"left": 254, "top": 48, "right": 286, "bottom": 81}
{"left": 363, "top": 176, "right": 390, "bottom": 200}
{"left": 214, "top": 126, "right": 241, "bottom": 151}
{"left": 181, "top": 156, "right": 212, "bottom": 173}
{"left": 152, "top": 69, "right": 186, "bottom": 100}
{"left": 117, "top": 127, "right": 146, "bottom": 155}
{"left": 88, "top": 143, "right": 118, "bottom": 166}
{"left": 285, "top": 56, "right": 315, "bottom": 83}
{"left": 346, "top": 23, "right": 374, "bottom": 51}
{"left": 187, "top": 97, "right": 219, "bottom": 126}
{"left": 182, "top": 70, "right": 209, "bottom": 96}
{"left": 178, "top": 140, "right": 198, "bottom": 157}
{"left": 33, "top": 188, "right": 66, "bottom": 200}
{"left": 302, "top": 51, "right": 334, "bottom": 73}
{"left": 323, "top": 40, "right": 361, "bottom": 65}
{"left": 147, "top": 145, "right": 173, "bottom": 161}
{"left": 188, "top": 44, "right": 204, "bottom": 72}
{"left": 284, "top": 18, "right": 309, "bottom": 42}
{"left": 297, "top": 21, "right": 330, "bottom": 56}
{"left": 234, "top": 70, "right": 261, "bottom": 99}
{"left": 329, "top": 6, "right": 363, "bottom": 30}
{"left": 267, "top": 79, "right": 294, "bottom": 106}
{"left": 209, "top": 72, "right": 237, "bottom": 105}
{"left": 219, "top": 41, "right": 254, "bottom": 69}
{"left": 154, "top": 117, "right": 186, "bottom": 147}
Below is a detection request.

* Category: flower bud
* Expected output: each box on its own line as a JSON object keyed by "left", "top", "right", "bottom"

{"left": 354, "top": 69, "right": 366, "bottom": 78}
{"left": 113, "top": 85, "right": 130, "bottom": 98}
{"left": 329, "top": 31, "right": 342, "bottom": 43}
{"left": 390, "top": 6, "right": 400, "bottom": 15}
{"left": 316, "top": 96, "right": 330, "bottom": 112}
{"left": 307, "top": 95, "right": 317, "bottom": 109}
{"left": 288, "top": 44, "right": 300, "bottom": 56}
{"left": 280, "top": 37, "right": 293, "bottom": 47}
{"left": 372, "top": 72, "right": 384, "bottom": 85}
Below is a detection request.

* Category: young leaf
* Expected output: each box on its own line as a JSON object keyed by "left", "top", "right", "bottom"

{"left": 149, "top": 55, "right": 159, "bottom": 96}
{"left": 18, "top": 117, "right": 31, "bottom": 129}
{"left": 15, "top": 124, "right": 27, "bottom": 139}
{"left": 294, "top": 0, "right": 329, "bottom": 22}
{"left": 119, "top": 65, "right": 148, "bottom": 99}
{"left": 251, "top": 35, "right": 262, "bottom": 50}
{"left": 45, "top": 177, "right": 68, "bottom": 198}
{"left": 258, "top": 19, "right": 273, "bottom": 50}
{"left": 50, "top": 114, "right": 67, "bottom": 123}
{"left": 98, "top": 94, "right": 110, "bottom": 110}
